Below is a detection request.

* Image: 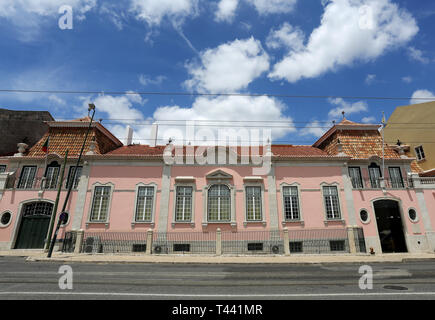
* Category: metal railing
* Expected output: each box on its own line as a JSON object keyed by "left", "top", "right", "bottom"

{"left": 5, "top": 176, "right": 78, "bottom": 191}
{"left": 287, "top": 228, "right": 350, "bottom": 254}
{"left": 66, "top": 227, "right": 367, "bottom": 255}
{"left": 353, "top": 177, "right": 414, "bottom": 189}
{"left": 153, "top": 231, "right": 216, "bottom": 254}
{"left": 81, "top": 232, "right": 148, "bottom": 254}
{"left": 221, "top": 230, "right": 283, "bottom": 255}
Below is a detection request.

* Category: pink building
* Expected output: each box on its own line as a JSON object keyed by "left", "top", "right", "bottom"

{"left": 1, "top": 117, "right": 434, "bottom": 255}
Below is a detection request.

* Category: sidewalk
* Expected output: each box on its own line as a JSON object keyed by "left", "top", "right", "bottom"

{"left": 2, "top": 250, "right": 435, "bottom": 264}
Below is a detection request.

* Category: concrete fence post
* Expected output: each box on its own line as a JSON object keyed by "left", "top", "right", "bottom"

{"left": 216, "top": 228, "right": 222, "bottom": 256}
{"left": 347, "top": 225, "right": 357, "bottom": 254}
{"left": 283, "top": 228, "right": 290, "bottom": 256}
{"left": 146, "top": 229, "right": 153, "bottom": 255}
{"left": 74, "top": 229, "right": 84, "bottom": 254}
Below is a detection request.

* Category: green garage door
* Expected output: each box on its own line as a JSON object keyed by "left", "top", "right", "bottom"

{"left": 15, "top": 202, "right": 53, "bottom": 249}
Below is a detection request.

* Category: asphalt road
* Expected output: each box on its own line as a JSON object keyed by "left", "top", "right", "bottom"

{"left": 1, "top": 256, "right": 435, "bottom": 300}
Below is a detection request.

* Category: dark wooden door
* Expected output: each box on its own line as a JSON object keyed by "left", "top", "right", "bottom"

{"left": 15, "top": 202, "right": 53, "bottom": 249}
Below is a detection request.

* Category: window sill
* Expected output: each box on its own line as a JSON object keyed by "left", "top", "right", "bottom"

{"left": 243, "top": 220, "right": 266, "bottom": 227}
{"left": 323, "top": 219, "right": 345, "bottom": 226}
{"left": 282, "top": 220, "right": 304, "bottom": 226}
{"left": 131, "top": 221, "right": 155, "bottom": 228}
{"left": 86, "top": 221, "right": 109, "bottom": 228}
{"left": 171, "top": 221, "right": 195, "bottom": 228}
{"left": 202, "top": 221, "right": 237, "bottom": 228}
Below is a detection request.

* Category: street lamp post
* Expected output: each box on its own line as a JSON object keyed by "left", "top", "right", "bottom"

{"left": 47, "top": 104, "right": 96, "bottom": 258}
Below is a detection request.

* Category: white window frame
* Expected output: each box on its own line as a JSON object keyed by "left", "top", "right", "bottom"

{"left": 415, "top": 145, "right": 425, "bottom": 161}
{"left": 243, "top": 183, "right": 266, "bottom": 226}
{"left": 0, "top": 165, "right": 6, "bottom": 174}
{"left": 358, "top": 208, "right": 371, "bottom": 224}
{"left": 17, "top": 166, "right": 37, "bottom": 189}
{"left": 172, "top": 182, "right": 195, "bottom": 227}
{"left": 86, "top": 182, "right": 114, "bottom": 227}
{"left": 348, "top": 166, "right": 364, "bottom": 189}
{"left": 132, "top": 182, "right": 157, "bottom": 227}
{"left": 388, "top": 166, "right": 404, "bottom": 189}
{"left": 407, "top": 207, "right": 419, "bottom": 223}
{"left": 202, "top": 182, "right": 236, "bottom": 227}
{"left": 44, "top": 164, "right": 60, "bottom": 190}
{"left": 66, "top": 165, "right": 83, "bottom": 189}
{"left": 320, "top": 183, "right": 344, "bottom": 224}
{"left": 280, "top": 182, "right": 303, "bottom": 226}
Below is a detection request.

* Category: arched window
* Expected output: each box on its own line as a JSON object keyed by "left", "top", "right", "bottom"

{"left": 208, "top": 185, "right": 231, "bottom": 222}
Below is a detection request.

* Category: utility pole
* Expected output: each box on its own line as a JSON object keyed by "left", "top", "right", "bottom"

{"left": 47, "top": 104, "right": 96, "bottom": 258}
{"left": 44, "top": 149, "right": 68, "bottom": 251}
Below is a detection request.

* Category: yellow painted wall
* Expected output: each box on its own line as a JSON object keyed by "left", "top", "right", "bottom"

{"left": 384, "top": 101, "right": 435, "bottom": 172}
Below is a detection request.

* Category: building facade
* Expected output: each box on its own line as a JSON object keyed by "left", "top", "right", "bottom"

{"left": 384, "top": 101, "right": 435, "bottom": 176}
{"left": 1, "top": 117, "right": 435, "bottom": 255}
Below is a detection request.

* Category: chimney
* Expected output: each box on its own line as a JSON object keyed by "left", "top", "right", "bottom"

{"left": 126, "top": 126, "right": 133, "bottom": 145}
{"left": 150, "top": 122, "right": 158, "bottom": 147}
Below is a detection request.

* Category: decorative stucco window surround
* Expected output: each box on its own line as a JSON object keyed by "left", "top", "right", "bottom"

{"left": 131, "top": 182, "right": 158, "bottom": 228}
{"left": 172, "top": 177, "right": 196, "bottom": 228}
{"left": 407, "top": 207, "right": 419, "bottom": 223}
{"left": 320, "top": 182, "right": 345, "bottom": 226}
{"left": 202, "top": 170, "right": 236, "bottom": 228}
{"left": 0, "top": 211, "right": 13, "bottom": 228}
{"left": 358, "top": 208, "right": 371, "bottom": 224}
{"left": 86, "top": 182, "right": 115, "bottom": 228}
{"left": 279, "top": 182, "right": 304, "bottom": 226}
{"left": 243, "top": 177, "right": 266, "bottom": 227}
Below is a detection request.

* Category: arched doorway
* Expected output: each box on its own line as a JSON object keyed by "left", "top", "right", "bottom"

{"left": 373, "top": 200, "right": 407, "bottom": 253}
{"left": 15, "top": 201, "right": 53, "bottom": 249}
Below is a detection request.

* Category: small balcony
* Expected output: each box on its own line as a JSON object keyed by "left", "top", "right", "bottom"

{"left": 351, "top": 177, "right": 414, "bottom": 190}
{"left": 4, "top": 175, "right": 79, "bottom": 191}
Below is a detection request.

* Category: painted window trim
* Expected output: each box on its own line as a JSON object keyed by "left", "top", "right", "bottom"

{"left": 202, "top": 182, "right": 236, "bottom": 228}
{"left": 358, "top": 208, "right": 371, "bottom": 224}
{"left": 243, "top": 182, "right": 266, "bottom": 227}
{"left": 0, "top": 210, "right": 12, "bottom": 228}
{"left": 17, "top": 165, "right": 38, "bottom": 189}
{"left": 279, "top": 182, "right": 304, "bottom": 226}
{"left": 388, "top": 166, "right": 405, "bottom": 189}
{"left": 407, "top": 207, "right": 419, "bottom": 223}
{"left": 65, "top": 165, "right": 83, "bottom": 190}
{"left": 320, "top": 182, "right": 345, "bottom": 225}
{"left": 132, "top": 182, "right": 158, "bottom": 227}
{"left": 172, "top": 182, "right": 196, "bottom": 228}
{"left": 414, "top": 145, "right": 426, "bottom": 162}
{"left": 348, "top": 166, "right": 364, "bottom": 189}
{"left": 86, "top": 182, "right": 115, "bottom": 228}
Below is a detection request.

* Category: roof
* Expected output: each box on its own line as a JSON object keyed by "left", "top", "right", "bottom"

{"left": 102, "top": 144, "right": 341, "bottom": 159}
{"left": 25, "top": 118, "right": 123, "bottom": 158}
{"left": 313, "top": 118, "right": 381, "bottom": 148}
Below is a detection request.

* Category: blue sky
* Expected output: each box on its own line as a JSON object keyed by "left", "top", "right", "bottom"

{"left": 0, "top": 0, "right": 434, "bottom": 145}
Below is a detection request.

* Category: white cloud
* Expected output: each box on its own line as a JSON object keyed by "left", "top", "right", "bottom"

{"left": 300, "top": 120, "right": 328, "bottom": 138}
{"left": 139, "top": 74, "right": 167, "bottom": 86}
{"left": 48, "top": 94, "right": 66, "bottom": 106}
{"left": 328, "top": 98, "right": 368, "bottom": 119}
{"left": 215, "top": 0, "right": 297, "bottom": 22}
{"left": 184, "top": 37, "right": 270, "bottom": 93}
{"left": 153, "top": 95, "right": 295, "bottom": 144}
{"left": 0, "top": 0, "right": 96, "bottom": 41}
{"left": 269, "top": 0, "right": 419, "bottom": 83}
{"left": 410, "top": 89, "right": 435, "bottom": 105}
{"left": 408, "top": 47, "right": 429, "bottom": 64}
{"left": 266, "top": 23, "right": 305, "bottom": 52}
{"left": 215, "top": 0, "right": 239, "bottom": 22}
{"left": 130, "top": 0, "right": 198, "bottom": 26}
{"left": 365, "top": 74, "right": 376, "bottom": 85}
{"left": 361, "top": 116, "right": 376, "bottom": 123}
{"left": 0, "top": 0, "right": 96, "bottom": 18}
{"left": 249, "top": 0, "right": 297, "bottom": 15}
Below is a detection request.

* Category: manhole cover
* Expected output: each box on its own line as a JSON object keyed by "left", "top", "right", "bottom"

{"left": 383, "top": 285, "right": 408, "bottom": 291}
